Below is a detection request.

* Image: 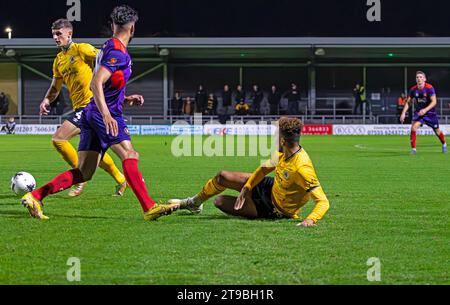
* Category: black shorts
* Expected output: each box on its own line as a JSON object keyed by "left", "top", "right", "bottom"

{"left": 251, "top": 177, "right": 284, "bottom": 219}
{"left": 66, "top": 108, "right": 85, "bottom": 128}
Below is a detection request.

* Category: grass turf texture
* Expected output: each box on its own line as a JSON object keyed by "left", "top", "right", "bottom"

{"left": 0, "top": 135, "right": 448, "bottom": 284}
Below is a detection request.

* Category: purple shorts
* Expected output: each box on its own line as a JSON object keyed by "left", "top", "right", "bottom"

{"left": 413, "top": 112, "right": 439, "bottom": 129}
{"left": 78, "top": 108, "right": 131, "bottom": 155}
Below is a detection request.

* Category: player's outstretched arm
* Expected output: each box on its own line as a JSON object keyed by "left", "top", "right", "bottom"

{"left": 91, "top": 67, "right": 118, "bottom": 136}
{"left": 40, "top": 78, "right": 63, "bottom": 115}
{"left": 400, "top": 97, "right": 411, "bottom": 123}
{"left": 297, "top": 187, "right": 330, "bottom": 228}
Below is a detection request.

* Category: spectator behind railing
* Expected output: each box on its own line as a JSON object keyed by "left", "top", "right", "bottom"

{"left": 182, "top": 96, "right": 194, "bottom": 117}
{"left": 205, "top": 93, "right": 217, "bottom": 115}
{"left": 195, "top": 84, "right": 207, "bottom": 114}
{"left": 235, "top": 98, "right": 250, "bottom": 115}
{"left": 171, "top": 91, "right": 183, "bottom": 115}
{"left": 250, "top": 84, "right": 264, "bottom": 115}
{"left": 268, "top": 84, "right": 281, "bottom": 115}
{"left": 0, "top": 92, "right": 9, "bottom": 115}
{"left": 234, "top": 84, "right": 246, "bottom": 108}
{"left": 221, "top": 84, "right": 232, "bottom": 115}
{"left": 353, "top": 83, "right": 366, "bottom": 115}
{"left": 283, "top": 83, "right": 301, "bottom": 115}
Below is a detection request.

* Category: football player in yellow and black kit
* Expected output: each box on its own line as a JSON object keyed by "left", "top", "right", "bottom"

{"left": 39, "top": 19, "right": 126, "bottom": 197}
{"left": 168, "top": 117, "right": 330, "bottom": 227}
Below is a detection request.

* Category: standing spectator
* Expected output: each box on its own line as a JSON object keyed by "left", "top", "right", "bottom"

{"left": 235, "top": 98, "right": 250, "bottom": 115}
{"left": 205, "top": 93, "right": 217, "bottom": 115}
{"left": 171, "top": 91, "right": 183, "bottom": 115}
{"left": 250, "top": 84, "right": 264, "bottom": 115}
{"left": 268, "top": 85, "right": 281, "bottom": 115}
{"left": 221, "top": 84, "right": 232, "bottom": 114}
{"left": 195, "top": 84, "right": 207, "bottom": 114}
{"left": 283, "top": 83, "right": 301, "bottom": 115}
{"left": 183, "top": 96, "right": 194, "bottom": 116}
{"left": 1, "top": 117, "right": 16, "bottom": 134}
{"left": 0, "top": 92, "right": 9, "bottom": 115}
{"left": 353, "top": 83, "right": 367, "bottom": 115}
{"left": 234, "top": 85, "right": 246, "bottom": 106}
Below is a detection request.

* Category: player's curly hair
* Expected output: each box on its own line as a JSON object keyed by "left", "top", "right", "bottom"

{"left": 110, "top": 4, "right": 139, "bottom": 26}
{"left": 278, "top": 117, "right": 304, "bottom": 143}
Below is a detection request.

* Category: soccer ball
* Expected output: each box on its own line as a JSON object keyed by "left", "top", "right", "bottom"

{"left": 11, "top": 172, "right": 36, "bottom": 196}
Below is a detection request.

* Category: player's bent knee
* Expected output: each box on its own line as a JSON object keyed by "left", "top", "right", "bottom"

{"left": 216, "top": 170, "right": 228, "bottom": 185}
{"left": 127, "top": 150, "right": 139, "bottom": 160}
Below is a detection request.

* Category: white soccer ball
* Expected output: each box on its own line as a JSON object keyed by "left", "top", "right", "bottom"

{"left": 11, "top": 172, "right": 36, "bottom": 196}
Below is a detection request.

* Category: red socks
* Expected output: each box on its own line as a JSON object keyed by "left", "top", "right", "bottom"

{"left": 122, "top": 158, "right": 155, "bottom": 212}
{"left": 438, "top": 132, "right": 446, "bottom": 145}
{"left": 32, "top": 169, "right": 84, "bottom": 201}
{"left": 410, "top": 131, "right": 417, "bottom": 149}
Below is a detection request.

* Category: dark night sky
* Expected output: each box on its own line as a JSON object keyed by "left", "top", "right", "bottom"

{"left": 2, "top": 0, "right": 450, "bottom": 38}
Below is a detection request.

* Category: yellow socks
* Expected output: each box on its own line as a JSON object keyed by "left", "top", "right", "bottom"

{"left": 196, "top": 178, "right": 226, "bottom": 203}
{"left": 52, "top": 140, "right": 78, "bottom": 168}
{"left": 53, "top": 140, "right": 125, "bottom": 185}
{"left": 99, "top": 152, "right": 126, "bottom": 185}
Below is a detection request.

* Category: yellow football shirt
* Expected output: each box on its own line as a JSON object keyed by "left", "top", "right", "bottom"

{"left": 52, "top": 43, "right": 99, "bottom": 110}
{"left": 247, "top": 148, "right": 330, "bottom": 222}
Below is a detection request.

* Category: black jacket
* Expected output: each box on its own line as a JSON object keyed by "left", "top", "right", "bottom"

{"left": 195, "top": 89, "right": 207, "bottom": 109}
{"left": 234, "top": 89, "right": 246, "bottom": 103}
{"left": 268, "top": 91, "right": 281, "bottom": 105}
{"left": 284, "top": 89, "right": 301, "bottom": 102}
{"left": 222, "top": 90, "right": 232, "bottom": 106}
{"left": 251, "top": 89, "right": 264, "bottom": 105}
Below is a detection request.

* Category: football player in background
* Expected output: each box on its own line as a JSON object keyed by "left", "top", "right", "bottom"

{"left": 39, "top": 18, "right": 127, "bottom": 197}
{"left": 400, "top": 71, "right": 447, "bottom": 154}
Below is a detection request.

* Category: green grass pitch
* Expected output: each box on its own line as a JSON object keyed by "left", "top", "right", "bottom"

{"left": 0, "top": 135, "right": 448, "bottom": 284}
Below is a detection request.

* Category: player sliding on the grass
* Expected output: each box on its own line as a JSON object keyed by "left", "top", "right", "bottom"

{"left": 400, "top": 70, "right": 447, "bottom": 155}
{"left": 168, "top": 117, "right": 330, "bottom": 227}
{"left": 21, "top": 5, "right": 178, "bottom": 221}
{"left": 40, "top": 18, "right": 127, "bottom": 197}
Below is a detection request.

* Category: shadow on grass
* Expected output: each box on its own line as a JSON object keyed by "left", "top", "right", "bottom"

{"left": 174, "top": 212, "right": 289, "bottom": 224}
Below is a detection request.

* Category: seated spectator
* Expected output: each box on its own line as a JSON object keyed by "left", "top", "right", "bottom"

{"left": 235, "top": 98, "right": 250, "bottom": 115}
{"left": 1, "top": 117, "right": 16, "bottom": 134}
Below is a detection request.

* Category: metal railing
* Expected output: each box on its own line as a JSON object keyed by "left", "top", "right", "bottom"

{"left": 3, "top": 97, "right": 450, "bottom": 125}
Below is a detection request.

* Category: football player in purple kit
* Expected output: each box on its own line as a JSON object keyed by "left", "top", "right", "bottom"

{"left": 21, "top": 5, "right": 179, "bottom": 220}
{"left": 400, "top": 71, "right": 447, "bottom": 155}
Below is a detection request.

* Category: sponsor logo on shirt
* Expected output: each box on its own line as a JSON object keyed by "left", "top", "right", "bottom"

{"left": 108, "top": 58, "right": 117, "bottom": 65}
